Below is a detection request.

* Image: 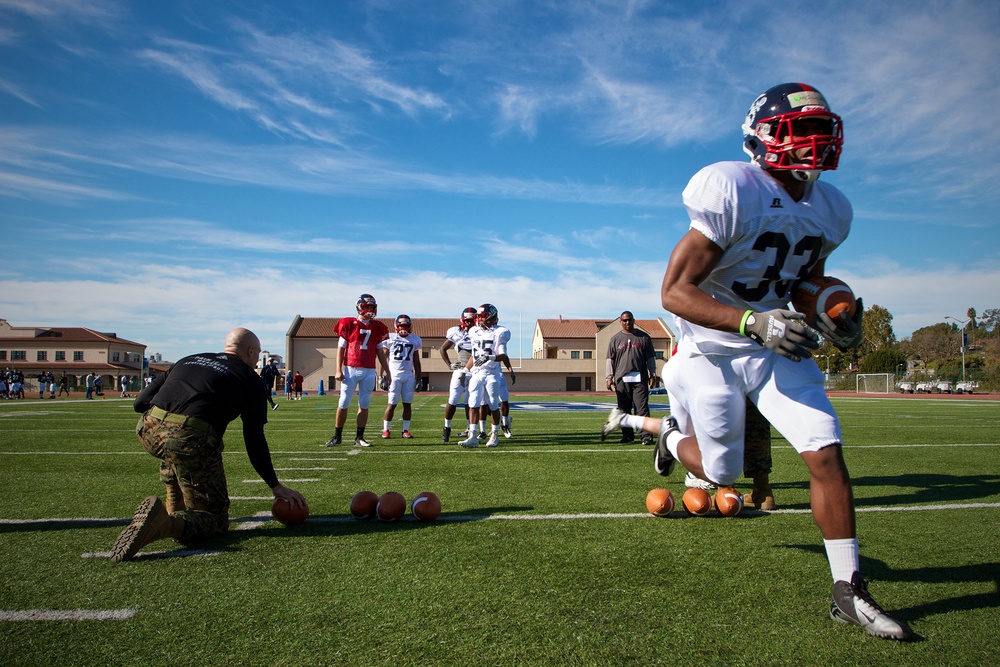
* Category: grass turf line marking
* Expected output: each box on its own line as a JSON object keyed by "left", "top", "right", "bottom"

{"left": 274, "top": 467, "right": 337, "bottom": 471}
{"left": 82, "top": 549, "right": 223, "bottom": 559}
{"left": 242, "top": 478, "right": 320, "bottom": 483}
{"left": 0, "top": 609, "right": 138, "bottom": 621}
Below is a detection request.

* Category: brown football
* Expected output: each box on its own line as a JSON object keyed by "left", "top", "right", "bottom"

{"left": 410, "top": 491, "right": 442, "bottom": 522}
{"left": 376, "top": 491, "right": 406, "bottom": 522}
{"left": 645, "top": 488, "right": 674, "bottom": 517}
{"left": 791, "top": 276, "right": 856, "bottom": 326}
{"left": 271, "top": 497, "right": 309, "bottom": 525}
{"left": 349, "top": 490, "right": 378, "bottom": 520}
{"left": 681, "top": 488, "right": 712, "bottom": 517}
{"left": 714, "top": 487, "right": 744, "bottom": 517}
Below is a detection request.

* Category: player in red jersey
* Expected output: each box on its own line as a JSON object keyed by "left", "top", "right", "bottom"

{"left": 324, "top": 294, "right": 390, "bottom": 448}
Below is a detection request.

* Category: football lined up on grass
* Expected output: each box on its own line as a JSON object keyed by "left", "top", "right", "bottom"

{"left": 271, "top": 497, "right": 309, "bottom": 525}
{"left": 645, "top": 488, "right": 674, "bottom": 517}
{"left": 349, "top": 490, "right": 442, "bottom": 522}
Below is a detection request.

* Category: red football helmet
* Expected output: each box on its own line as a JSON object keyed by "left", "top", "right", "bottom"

{"left": 742, "top": 82, "right": 843, "bottom": 182}
{"left": 460, "top": 307, "right": 476, "bottom": 331}
{"left": 395, "top": 314, "right": 412, "bottom": 336}
{"left": 356, "top": 294, "right": 377, "bottom": 320}
{"left": 476, "top": 303, "right": 499, "bottom": 329}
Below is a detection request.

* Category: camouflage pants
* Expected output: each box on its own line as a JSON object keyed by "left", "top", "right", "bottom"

{"left": 742, "top": 398, "right": 772, "bottom": 479}
{"left": 137, "top": 412, "right": 230, "bottom": 543}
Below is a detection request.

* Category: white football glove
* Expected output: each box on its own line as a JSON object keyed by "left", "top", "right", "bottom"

{"left": 473, "top": 354, "right": 495, "bottom": 367}
{"left": 815, "top": 297, "right": 864, "bottom": 351}
{"left": 450, "top": 361, "right": 464, "bottom": 371}
{"left": 742, "top": 309, "right": 819, "bottom": 362}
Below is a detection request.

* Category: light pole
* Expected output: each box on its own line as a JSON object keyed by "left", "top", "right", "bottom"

{"left": 818, "top": 354, "right": 832, "bottom": 379}
{"left": 944, "top": 316, "right": 969, "bottom": 382}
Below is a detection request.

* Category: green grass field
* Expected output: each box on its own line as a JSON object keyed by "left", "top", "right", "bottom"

{"left": 1, "top": 393, "right": 998, "bottom": 666}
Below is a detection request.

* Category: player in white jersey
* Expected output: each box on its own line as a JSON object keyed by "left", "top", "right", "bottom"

{"left": 380, "top": 315, "right": 422, "bottom": 439}
{"left": 604, "top": 83, "right": 910, "bottom": 641}
{"left": 439, "top": 307, "right": 477, "bottom": 442}
{"left": 459, "top": 304, "right": 510, "bottom": 448}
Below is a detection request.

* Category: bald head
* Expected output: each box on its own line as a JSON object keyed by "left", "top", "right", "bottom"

{"left": 224, "top": 327, "right": 261, "bottom": 366}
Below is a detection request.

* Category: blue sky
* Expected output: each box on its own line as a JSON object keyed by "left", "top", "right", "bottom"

{"left": 2, "top": 0, "right": 998, "bottom": 362}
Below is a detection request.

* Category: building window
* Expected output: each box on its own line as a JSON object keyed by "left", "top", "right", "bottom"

{"left": 655, "top": 351, "right": 665, "bottom": 360}
{"left": 583, "top": 351, "right": 592, "bottom": 359}
{"left": 73, "top": 351, "right": 84, "bottom": 361}
{"left": 37, "top": 351, "right": 47, "bottom": 361}
{"left": 111, "top": 351, "right": 120, "bottom": 362}
{"left": 0, "top": 351, "right": 6, "bottom": 361}
{"left": 12, "top": 350, "right": 26, "bottom": 360}
{"left": 56, "top": 351, "right": 66, "bottom": 361}
{"left": 571, "top": 351, "right": 580, "bottom": 359}
{"left": 422, "top": 349, "right": 430, "bottom": 359}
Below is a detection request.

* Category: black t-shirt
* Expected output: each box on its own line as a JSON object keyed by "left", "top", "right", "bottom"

{"left": 134, "top": 352, "right": 278, "bottom": 488}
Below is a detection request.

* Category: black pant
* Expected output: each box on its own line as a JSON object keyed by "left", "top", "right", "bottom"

{"left": 614, "top": 380, "right": 650, "bottom": 442}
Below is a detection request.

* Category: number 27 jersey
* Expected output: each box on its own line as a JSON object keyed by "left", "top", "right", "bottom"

{"left": 680, "top": 161, "right": 852, "bottom": 353}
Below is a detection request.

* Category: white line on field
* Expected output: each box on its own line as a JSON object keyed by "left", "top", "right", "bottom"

{"left": 242, "top": 478, "right": 320, "bottom": 483}
{"left": 274, "top": 467, "right": 337, "bottom": 471}
{"left": 2, "top": 502, "right": 997, "bottom": 531}
{"left": 289, "top": 457, "right": 347, "bottom": 461}
{"left": 81, "top": 549, "right": 223, "bottom": 559}
{"left": 0, "top": 609, "right": 138, "bottom": 621}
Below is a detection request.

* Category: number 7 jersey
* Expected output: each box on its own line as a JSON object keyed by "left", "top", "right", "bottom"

{"left": 679, "top": 160, "right": 852, "bottom": 354}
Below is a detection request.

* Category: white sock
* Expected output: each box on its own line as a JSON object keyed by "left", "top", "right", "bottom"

{"left": 824, "top": 538, "right": 860, "bottom": 583}
{"left": 621, "top": 414, "right": 645, "bottom": 431}
{"left": 383, "top": 421, "right": 390, "bottom": 431}
{"left": 444, "top": 419, "right": 452, "bottom": 428}
{"left": 403, "top": 420, "right": 410, "bottom": 430}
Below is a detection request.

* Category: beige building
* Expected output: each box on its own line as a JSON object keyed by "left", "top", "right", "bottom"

{"left": 284, "top": 314, "right": 675, "bottom": 394}
{"left": 0, "top": 319, "right": 146, "bottom": 392}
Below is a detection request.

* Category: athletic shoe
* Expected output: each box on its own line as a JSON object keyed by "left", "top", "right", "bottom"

{"left": 441, "top": 426, "right": 451, "bottom": 443}
{"left": 381, "top": 430, "right": 391, "bottom": 439}
{"left": 600, "top": 407, "right": 626, "bottom": 442}
{"left": 477, "top": 430, "right": 488, "bottom": 443}
{"left": 324, "top": 435, "right": 341, "bottom": 447}
{"left": 654, "top": 416, "right": 678, "bottom": 476}
{"left": 401, "top": 430, "right": 413, "bottom": 439}
{"left": 684, "top": 471, "right": 716, "bottom": 491}
{"left": 459, "top": 434, "right": 479, "bottom": 448}
{"left": 456, "top": 429, "right": 470, "bottom": 440}
{"left": 111, "top": 496, "right": 171, "bottom": 563}
{"left": 271, "top": 403, "right": 279, "bottom": 411}
{"left": 641, "top": 434, "right": 654, "bottom": 446}
{"left": 501, "top": 422, "right": 512, "bottom": 438}
{"left": 830, "top": 572, "right": 913, "bottom": 640}
{"left": 485, "top": 431, "right": 499, "bottom": 447}
{"left": 355, "top": 437, "right": 372, "bottom": 448}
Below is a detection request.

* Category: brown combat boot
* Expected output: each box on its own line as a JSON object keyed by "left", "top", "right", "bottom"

{"left": 165, "top": 481, "right": 186, "bottom": 514}
{"left": 111, "top": 496, "right": 184, "bottom": 562}
{"left": 742, "top": 487, "right": 777, "bottom": 511}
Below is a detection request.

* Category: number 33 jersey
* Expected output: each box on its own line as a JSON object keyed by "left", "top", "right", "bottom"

{"left": 680, "top": 160, "right": 852, "bottom": 354}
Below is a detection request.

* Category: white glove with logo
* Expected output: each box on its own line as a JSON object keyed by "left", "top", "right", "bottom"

{"left": 815, "top": 297, "right": 864, "bottom": 351}
{"left": 742, "top": 309, "right": 819, "bottom": 362}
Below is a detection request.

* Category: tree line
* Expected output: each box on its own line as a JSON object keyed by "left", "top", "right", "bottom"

{"left": 816, "top": 306, "right": 1000, "bottom": 390}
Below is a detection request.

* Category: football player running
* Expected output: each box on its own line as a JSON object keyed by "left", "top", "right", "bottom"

{"left": 439, "top": 307, "right": 477, "bottom": 442}
{"left": 605, "top": 83, "right": 909, "bottom": 640}
{"left": 380, "top": 314, "right": 422, "bottom": 439}
{"left": 325, "top": 294, "right": 390, "bottom": 448}
{"left": 459, "top": 304, "right": 510, "bottom": 448}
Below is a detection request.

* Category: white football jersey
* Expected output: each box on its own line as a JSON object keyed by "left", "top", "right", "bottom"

{"left": 445, "top": 324, "right": 473, "bottom": 365}
{"left": 678, "top": 161, "right": 852, "bottom": 354}
{"left": 380, "top": 333, "right": 422, "bottom": 376}
{"left": 469, "top": 324, "right": 510, "bottom": 373}
{"left": 445, "top": 325, "right": 472, "bottom": 351}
